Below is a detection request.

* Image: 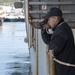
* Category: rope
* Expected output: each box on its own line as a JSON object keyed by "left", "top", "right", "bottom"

{"left": 54, "top": 58, "right": 75, "bottom": 67}
{"left": 51, "top": 54, "right": 75, "bottom": 67}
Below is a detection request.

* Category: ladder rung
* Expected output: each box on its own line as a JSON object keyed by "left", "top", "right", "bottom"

{"left": 29, "top": 10, "right": 75, "bottom": 14}
{"left": 29, "top": 19, "right": 75, "bottom": 23}
{"left": 29, "top": 2, "right": 75, "bottom": 5}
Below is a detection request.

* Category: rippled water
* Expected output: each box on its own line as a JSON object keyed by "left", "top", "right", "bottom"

{"left": 0, "top": 22, "right": 30, "bottom": 75}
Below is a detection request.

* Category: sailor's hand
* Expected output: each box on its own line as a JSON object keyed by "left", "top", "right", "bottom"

{"left": 43, "top": 24, "right": 50, "bottom": 29}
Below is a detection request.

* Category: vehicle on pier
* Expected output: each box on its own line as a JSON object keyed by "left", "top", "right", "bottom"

{"left": 4, "top": 11, "right": 25, "bottom": 22}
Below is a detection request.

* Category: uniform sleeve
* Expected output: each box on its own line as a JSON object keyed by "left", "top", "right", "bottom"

{"left": 49, "top": 35, "right": 67, "bottom": 56}
{"left": 41, "top": 29, "right": 52, "bottom": 44}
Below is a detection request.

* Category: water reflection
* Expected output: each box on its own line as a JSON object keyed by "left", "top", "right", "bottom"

{"left": 8, "top": 72, "right": 22, "bottom": 75}
{"left": 0, "top": 22, "right": 30, "bottom": 75}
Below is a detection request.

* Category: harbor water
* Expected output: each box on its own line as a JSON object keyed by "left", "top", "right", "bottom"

{"left": 0, "top": 22, "right": 30, "bottom": 75}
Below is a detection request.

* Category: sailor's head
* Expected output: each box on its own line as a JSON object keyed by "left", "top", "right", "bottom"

{"left": 43, "top": 7, "right": 62, "bottom": 29}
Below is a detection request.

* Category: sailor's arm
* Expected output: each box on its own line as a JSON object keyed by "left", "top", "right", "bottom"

{"left": 41, "top": 28, "right": 52, "bottom": 44}
{"left": 49, "top": 34, "right": 67, "bottom": 56}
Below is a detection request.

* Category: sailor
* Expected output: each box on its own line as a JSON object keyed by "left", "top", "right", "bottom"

{"left": 41, "top": 7, "right": 75, "bottom": 75}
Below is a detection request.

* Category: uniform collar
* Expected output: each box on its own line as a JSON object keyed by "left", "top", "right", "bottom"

{"left": 58, "top": 18, "right": 64, "bottom": 25}
{"left": 53, "top": 18, "right": 65, "bottom": 31}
